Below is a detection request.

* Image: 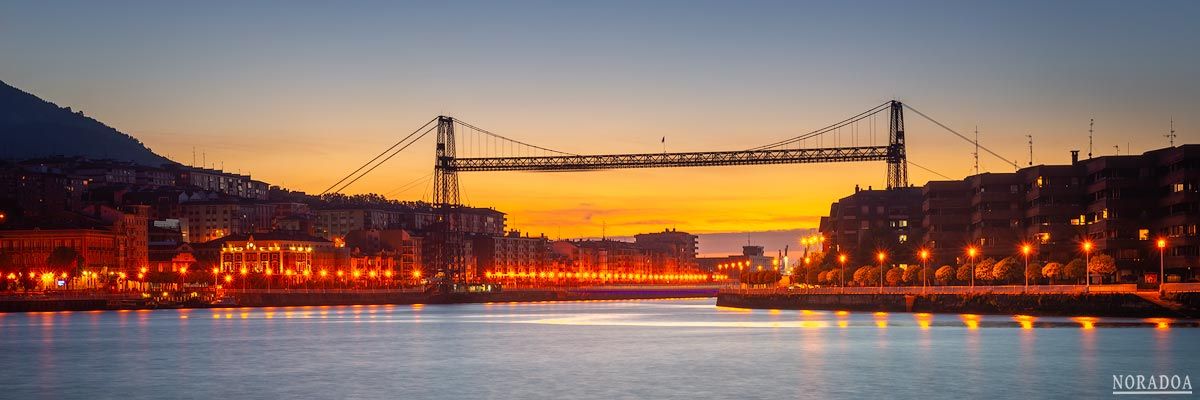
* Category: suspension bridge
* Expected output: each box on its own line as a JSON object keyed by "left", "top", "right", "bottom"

{"left": 322, "top": 101, "right": 1018, "bottom": 290}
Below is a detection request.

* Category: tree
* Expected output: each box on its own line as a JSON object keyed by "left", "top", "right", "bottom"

{"left": 46, "top": 246, "right": 82, "bottom": 288}
{"left": 991, "top": 257, "right": 1022, "bottom": 284}
{"left": 740, "top": 270, "right": 782, "bottom": 285}
{"left": 805, "top": 268, "right": 821, "bottom": 285}
{"left": 956, "top": 264, "right": 973, "bottom": 282}
{"left": 821, "top": 267, "right": 845, "bottom": 285}
{"left": 46, "top": 246, "right": 81, "bottom": 271}
{"left": 1025, "top": 260, "right": 1044, "bottom": 283}
{"left": 974, "top": 258, "right": 997, "bottom": 283}
{"left": 902, "top": 266, "right": 920, "bottom": 284}
{"left": 885, "top": 267, "right": 903, "bottom": 286}
{"left": 853, "top": 266, "right": 878, "bottom": 286}
{"left": 902, "top": 266, "right": 933, "bottom": 285}
{"left": 935, "top": 265, "right": 956, "bottom": 285}
{"left": 1062, "top": 259, "right": 1086, "bottom": 283}
{"left": 1041, "top": 262, "right": 1062, "bottom": 284}
{"left": 1088, "top": 254, "right": 1118, "bottom": 284}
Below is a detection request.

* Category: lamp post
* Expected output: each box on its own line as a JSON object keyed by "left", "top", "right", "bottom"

{"left": 838, "top": 254, "right": 847, "bottom": 291}
{"left": 1083, "top": 240, "right": 1093, "bottom": 292}
{"left": 877, "top": 252, "right": 886, "bottom": 293}
{"left": 919, "top": 249, "right": 930, "bottom": 292}
{"left": 212, "top": 267, "right": 220, "bottom": 288}
{"left": 178, "top": 266, "right": 187, "bottom": 292}
{"left": 1021, "top": 244, "right": 1032, "bottom": 292}
{"left": 1158, "top": 239, "right": 1167, "bottom": 295}
{"left": 239, "top": 267, "right": 248, "bottom": 291}
{"left": 967, "top": 246, "right": 978, "bottom": 291}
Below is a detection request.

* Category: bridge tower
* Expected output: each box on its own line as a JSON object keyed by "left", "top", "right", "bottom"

{"left": 886, "top": 100, "right": 908, "bottom": 189}
{"left": 433, "top": 116, "right": 463, "bottom": 288}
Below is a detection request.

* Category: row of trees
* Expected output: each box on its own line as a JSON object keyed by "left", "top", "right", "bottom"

{"left": 789, "top": 253, "right": 1119, "bottom": 287}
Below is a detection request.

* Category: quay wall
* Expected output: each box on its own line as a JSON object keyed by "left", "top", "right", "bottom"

{"left": 717, "top": 291, "right": 1198, "bottom": 318}
{"left": 0, "top": 285, "right": 719, "bottom": 313}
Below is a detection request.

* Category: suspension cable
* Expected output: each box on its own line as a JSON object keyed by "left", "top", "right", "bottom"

{"left": 383, "top": 172, "right": 435, "bottom": 198}
{"left": 748, "top": 101, "right": 892, "bottom": 151}
{"left": 454, "top": 119, "right": 578, "bottom": 156}
{"left": 319, "top": 117, "right": 436, "bottom": 195}
{"left": 902, "top": 104, "right": 1020, "bottom": 170}
{"left": 330, "top": 124, "right": 437, "bottom": 194}
{"left": 907, "top": 160, "right": 953, "bottom": 180}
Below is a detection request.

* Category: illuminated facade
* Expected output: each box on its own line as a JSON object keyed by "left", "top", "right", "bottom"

{"left": 0, "top": 205, "right": 149, "bottom": 273}
{"left": 212, "top": 233, "right": 338, "bottom": 274}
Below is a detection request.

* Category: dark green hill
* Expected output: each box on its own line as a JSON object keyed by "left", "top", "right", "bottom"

{"left": 0, "top": 80, "right": 173, "bottom": 166}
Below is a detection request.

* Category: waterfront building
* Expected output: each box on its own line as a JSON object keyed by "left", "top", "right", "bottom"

{"left": 0, "top": 160, "right": 86, "bottom": 220}
{"left": 706, "top": 245, "right": 777, "bottom": 277}
{"left": 473, "top": 230, "right": 549, "bottom": 278}
{"left": 822, "top": 144, "right": 1200, "bottom": 283}
{"left": 634, "top": 228, "right": 699, "bottom": 271}
{"left": 344, "top": 229, "right": 423, "bottom": 278}
{"left": 178, "top": 200, "right": 271, "bottom": 243}
{"left": 168, "top": 165, "right": 269, "bottom": 200}
{"left": 203, "top": 232, "right": 342, "bottom": 275}
{"left": 819, "top": 186, "right": 923, "bottom": 266}
{"left": 0, "top": 205, "right": 149, "bottom": 274}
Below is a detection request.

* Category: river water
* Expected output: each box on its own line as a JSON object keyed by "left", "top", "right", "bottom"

{"left": 1, "top": 299, "right": 1196, "bottom": 399}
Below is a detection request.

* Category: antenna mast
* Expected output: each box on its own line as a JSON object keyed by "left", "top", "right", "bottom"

{"left": 1026, "top": 134, "right": 1033, "bottom": 166}
{"left": 1088, "top": 119, "right": 1094, "bottom": 159}
{"left": 1166, "top": 119, "right": 1177, "bottom": 147}
{"left": 973, "top": 126, "right": 980, "bottom": 175}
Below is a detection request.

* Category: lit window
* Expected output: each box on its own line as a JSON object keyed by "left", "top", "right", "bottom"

{"left": 1138, "top": 229, "right": 1150, "bottom": 241}
{"left": 898, "top": 234, "right": 908, "bottom": 244}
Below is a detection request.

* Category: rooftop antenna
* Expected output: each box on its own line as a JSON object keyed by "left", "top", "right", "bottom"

{"left": 1166, "top": 119, "right": 1177, "bottom": 147}
{"left": 601, "top": 221, "right": 606, "bottom": 240}
{"left": 973, "top": 126, "right": 980, "bottom": 175}
{"left": 1026, "top": 134, "right": 1034, "bottom": 166}
{"left": 202, "top": 152, "right": 206, "bottom": 168}
{"left": 192, "top": 147, "right": 196, "bottom": 166}
{"left": 1114, "top": 145, "right": 1120, "bottom": 156}
{"left": 1088, "top": 119, "right": 1094, "bottom": 159}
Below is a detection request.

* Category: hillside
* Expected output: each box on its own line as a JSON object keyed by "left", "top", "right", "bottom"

{"left": 0, "top": 80, "right": 173, "bottom": 166}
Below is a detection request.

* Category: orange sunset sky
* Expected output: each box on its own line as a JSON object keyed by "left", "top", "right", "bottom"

{"left": 2, "top": 2, "right": 1195, "bottom": 242}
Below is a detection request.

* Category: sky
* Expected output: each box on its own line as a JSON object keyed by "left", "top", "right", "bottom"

{"left": 2, "top": 1, "right": 1198, "bottom": 253}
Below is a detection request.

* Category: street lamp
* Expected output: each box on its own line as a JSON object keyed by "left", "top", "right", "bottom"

{"left": 1158, "top": 238, "right": 1168, "bottom": 294}
{"left": 179, "top": 266, "right": 188, "bottom": 291}
{"left": 838, "top": 254, "right": 847, "bottom": 289}
{"left": 918, "top": 249, "right": 930, "bottom": 291}
{"left": 239, "top": 267, "right": 248, "bottom": 291}
{"left": 877, "top": 251, "right": 886, "bottom": 293}
{"left": 1021, "top": 244, "right": 1032, "bottom": 291}
{"left": 1082, "top": 240, "right": 1093, "bottom": 292}
{"left": 967, "top": 246, "right": 978, "bottom": 291}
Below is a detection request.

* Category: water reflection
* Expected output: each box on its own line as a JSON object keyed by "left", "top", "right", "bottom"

{"left": 1, "top": 300, "right": 1196, "bottom": 399}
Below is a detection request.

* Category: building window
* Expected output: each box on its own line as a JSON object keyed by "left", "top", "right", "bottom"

{"left": 1038, "top": 233, "right": 1050, "bottom": 244}
{"left": 1139, "top": 229, "right": 1150, "bottom": 241}
{"left": 898, "top": 234, "right": 908, "bottom": 244}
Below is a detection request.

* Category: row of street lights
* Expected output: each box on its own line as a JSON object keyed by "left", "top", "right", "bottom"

{"left": 825, "top": 238, "right": 1176, "bottom": 293}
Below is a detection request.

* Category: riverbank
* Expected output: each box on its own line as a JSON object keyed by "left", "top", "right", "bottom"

{"left": 0, "top": 285, "right": 720, "bottom": 313}
{"left": 716, "top": 290, "right": 1200, "bottom": 318}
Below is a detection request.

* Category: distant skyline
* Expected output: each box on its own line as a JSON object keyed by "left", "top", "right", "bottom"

{"left": 2, "top": 0, "right": 1198, "bottom": 241}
